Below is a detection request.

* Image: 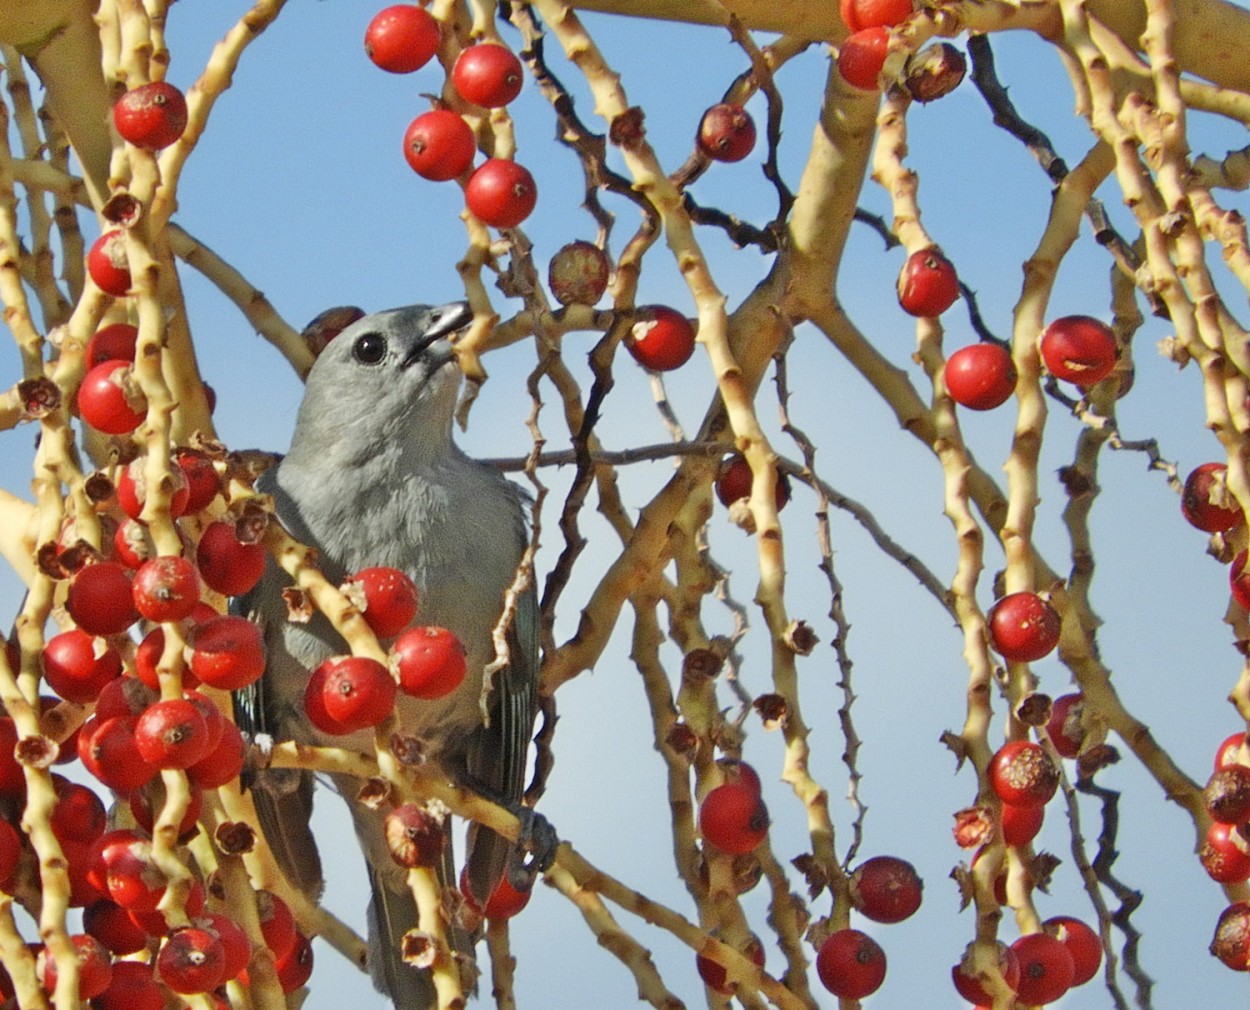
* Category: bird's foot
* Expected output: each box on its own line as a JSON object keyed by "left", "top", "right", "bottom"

{"left": 506, "top": 807, "right": 558, "bottom": 891}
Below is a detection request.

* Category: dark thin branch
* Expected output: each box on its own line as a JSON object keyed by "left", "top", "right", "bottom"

{"left": 957, "top": 280, "right": 1007, "bottom": 345}
{"left": 683, "top": 192, "right": 779, "bottom": 252}
{"left": 852, "top": 208, "right": 901, "bottom": 250}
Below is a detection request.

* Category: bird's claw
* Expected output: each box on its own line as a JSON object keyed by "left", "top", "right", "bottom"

{"left": 507, "top": 808, "right": 558, "bottom": 891}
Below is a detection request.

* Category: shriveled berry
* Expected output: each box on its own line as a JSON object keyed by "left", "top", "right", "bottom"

{"left": 848, "top": 854, "right": 923, "bottom": 923}
{"left": 1205, "top": 764, "right": 1250, "bottom": 826}
{"left": 548, "top": 241, "right": 610, "bottom": 307}
{"left": 1211, "top": 901, "right": 1250, "bottom": 972}
{"left": 385, "top": 803, "right": 445, "bottom": 868}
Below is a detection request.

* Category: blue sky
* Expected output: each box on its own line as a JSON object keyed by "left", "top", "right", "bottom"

{"left": 4, "top": 2, "right": 1250, "bottom": 1007}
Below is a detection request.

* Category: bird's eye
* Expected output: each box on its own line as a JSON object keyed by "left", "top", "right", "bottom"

{"left": 352, "top": 332, "right": 387, "bottom": 365}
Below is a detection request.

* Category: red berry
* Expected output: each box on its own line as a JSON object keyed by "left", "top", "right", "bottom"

{"left": 403, "top": 109, "right": 476, "bottom": 181}
{"left": 344, "top": 566, "right": 419, "bottom": 637}
{"left": 714, "top": 454, "right": 791, "bottom": 511}
{"left": 0, "top": 818, "right": 20, "bottom": 887}
{"left": 1011, "top": 932, "right": 1075, "bottom": 1006}
{"left": 78, "top": 361, "right": 147, "bottom": 434}
{"left": 1216, "top": 731, "right": 1249, "bottom": 771}
{"left": 696, "top": 932, "right": 764, "bottom": 994}
{"left": 951, "top": 941, "right": 1020, "bottom": 1005}
{"left": 134, "top": 699, "right": 212, "bottom": 770}
{"left": 186, "top": 719, "right": 245, "bottom": 790}
{"left": 717, "top": 758, "right": 762, "bottom": 795}
{"left": 91, "top": 831, "right": 163, "bottom": 912}
{"left": 116, "top": 456, "right": 192, "bottom": 521}
{"left": 547, "top": 240, "right": 611, "bottom": 307}
{"left": 157, "top": 926, "right": 226, "bottom": 994}
{"left": 317, "top": 655, "right": 398, "bottom": 732}
{"left": 452, "top": 43, "right": 524, "bottom": 107}
{"left": 196, "top": 521, "right": 266, "bottom": 597}
{"left": 127, "top": 779, "right": 203, "bottom": 841}
{"left": 113, "top": 519, "right": 153, "bottom": 569}
{"left": 465, "top": 158, "right": 537, "bottom": 228}
{"left": 87, "top": 230, "right": 132, "bottom": 297}
{"left": 203, "top": 913, "right": 252, "bottom": 981}
{"left": 848, "top": 855, "right": 923, "bottom": 923}
{"left": 1202, "top": 820, "right": 1250, "bottom": 883}
{"left": 84, "top": 900, "right": 149, "bottom": 956}
{"left": 840, "top": 0, "right": 913, "bottom": 30}
{"left": 85, "top": 323, "right": 138, "bottom": 368}
{"left": 273, "top": 931, "right": 314, "bottom": 993}
{"left": 257, "top": 891, "right": 298, "bottom": 961}
{"left": 1039, "top": 315, "right": 1118, "bottom": 387}
{"left": 838, "top": 26, "right": 890, "bottom": 90}
{"left": 1044, "top": 915, "right": 1102, "bottom": 986}
{"left": 132, "top": 555, "right": 202, "bottom": 623}
{"left": 173, "top": 448, "right": 220, "bottom": 514}
{"left": 459, "top": 864, "right": 532, "bottom": 919}
{"left": 1182, "top": 462, "right": 1243, "bottom": 533}
{"left": 39, "top": 933, "right": 113, "bottom": 999}
{"left": 987, "top": 591, "right": 1060, "bottom": 663}
{"left": 1000, "top": 797, "right": 1045, "bottom": 846}
{"left": 626, "top": 305, "right": 696, "bottom": 371}
{"left": 50, "top": 777, "right": 107, "bottom": 845}
{"left": 66, "top": 561, "right": 139, "bottom": 636}
{"left": 187, "top": 615, "right": 266, "bottom": 690}
{"left": 696, "top": 103, "right": 756, "bottom": 162}
{"left": 0, "top": 718, "right": 23, "bottom": 796}
{"left": 1211, "top": 901, "right": 1250, "bottom": 972}
{"left": 897, "top": 247, "right": 959, "bottom": 317}
{"left": 113, "top": 81, "right": 188, "bottom": 150}
{"left": 303, "top": 661, "right": 351, "bottom": 736}
{"left": 944, "top": 342, "right": 1017, "bottom": 410}
{"left": 989, "top": 740, "right": 1059, "bottom": 807}
{"left": 41, "top": 630, "right": 122, "bottom": 703}
{"left": 365, "top": 5, "right": 440, "bottom": 73}
{"left": 816, "top": 928, "right": 887, "bottom": 999}
{"left": 1046, "top": 692, "right": 1085, "bottom": 759}
{"left": 93, "top": 960, "right": 164, "bottom": 1010}
{"left": 392, "top": 625, "right": 468, "bottom": 699}
{"left": 699, "top": 782, "right": 769, "bottom": 855}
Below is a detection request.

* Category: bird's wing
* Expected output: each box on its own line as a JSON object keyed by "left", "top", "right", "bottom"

{"left": 461, "top": 580, "right": 539, "bottom": 905}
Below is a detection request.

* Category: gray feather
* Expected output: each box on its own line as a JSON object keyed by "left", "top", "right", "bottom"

{"left": 239, "top": 302, "right": 539, "bottom": 1009}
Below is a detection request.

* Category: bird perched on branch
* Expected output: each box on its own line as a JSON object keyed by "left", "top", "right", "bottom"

{"left": 234, "top": 302, "right": 541, "bottom": 1009}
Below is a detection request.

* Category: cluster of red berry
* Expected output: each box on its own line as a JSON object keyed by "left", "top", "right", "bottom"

{"left": 364, "top": 5, "right": 537, "bottom": 229}
{"left": 693, "top": 758, "right": 924, "bottom": 999}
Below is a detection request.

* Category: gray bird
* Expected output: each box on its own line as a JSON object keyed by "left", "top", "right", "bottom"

{"left": 234, "top": 302, "right": 539, "bottom": 1009}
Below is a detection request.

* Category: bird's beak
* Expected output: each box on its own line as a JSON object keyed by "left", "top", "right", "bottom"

{"left": 401, "top": 302, "right": 474, "bottom": 370}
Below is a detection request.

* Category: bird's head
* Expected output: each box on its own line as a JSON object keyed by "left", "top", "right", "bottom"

{"left": 287, "top": 302, "right": 473, "bottom": 465}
